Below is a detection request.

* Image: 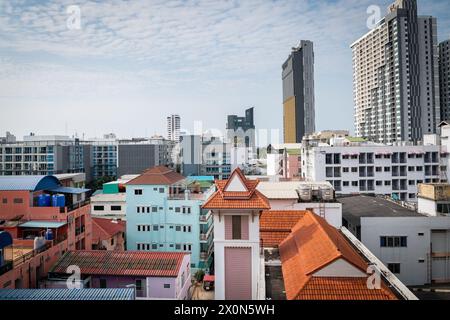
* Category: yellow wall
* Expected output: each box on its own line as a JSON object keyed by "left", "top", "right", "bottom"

{"left": 283, "top": 96, "right": 296, "bottom": 143}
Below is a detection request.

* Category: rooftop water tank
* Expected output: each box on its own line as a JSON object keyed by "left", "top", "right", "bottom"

{"left": 298, "top": 184, "right": 312, "bottom": 202}
{"left": 44, "top": 229, "right": 53, "bottom": 241}
{"left": 52, "top": 194, "right": 65, "bottom": 208}
{"left": 319, "top": 185, "right": 334, "bottom": 201}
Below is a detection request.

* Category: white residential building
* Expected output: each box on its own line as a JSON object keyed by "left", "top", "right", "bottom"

{"left": 352, "top": 0, "right": 440, "bottom": 143}
{"left": 301, "top": 136, "right": 443, "bottom": 202}
{"left": 167, "top": 114, "right": 181, "bottom": 143}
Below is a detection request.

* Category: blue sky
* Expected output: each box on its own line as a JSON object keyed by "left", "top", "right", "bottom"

{"left": 1, "top": 0, "right": 450, "bottom": 141}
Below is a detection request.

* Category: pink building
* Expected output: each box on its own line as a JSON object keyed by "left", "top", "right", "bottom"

{"left": 46, "top": 250, "right": 191, "bottom": 300}
{"left": 202, "top": 168, "right": 270, "bottom": 300}
{"left": 0, "top": 175, "right": 92, "bottom": 289}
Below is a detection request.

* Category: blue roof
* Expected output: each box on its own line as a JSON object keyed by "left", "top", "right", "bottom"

{"left": 0, "top": 288, "right": 135, "bottom": 300}
{"left": 0, "top": 176, "right": 60, "bottom": 191}
{"left": 48, "top": 186, "right": 90, "bottom": 194}
{"left": 19, "top": 221, "right": 67, "bottom": 229}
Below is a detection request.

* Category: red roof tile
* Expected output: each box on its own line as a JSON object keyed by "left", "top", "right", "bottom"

{"left": 279, "top": 212, "right": 397, "bottom": 300}
{"left": 50, "top": 251, "right": 187, "bottom": 277}
{"left": 260, "top": 210, "right": 306, "bottom": 247}
{"left": 202, "top": 168, "right": 270, "bottom": 210}
{"left": 92, "top": 218, "right": 125, "bottom": 242}
{"left": 126, "top": 166, "right": 185, "bottom": 185}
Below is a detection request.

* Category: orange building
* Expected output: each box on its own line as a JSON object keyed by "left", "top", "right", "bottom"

{"left": 0, "top": 175, "right": 92, "bottom": 289}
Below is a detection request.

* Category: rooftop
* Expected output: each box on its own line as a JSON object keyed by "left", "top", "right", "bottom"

{"left": 126, "top": 166, "right": 185, "bottom": 186}
{"left": 92, "top": 218, "right": 125, "bottom": 242}
{"left": 339, "top": 195, "right": 423, "bottom": 227}
{"left": 0, "top": 288, "right": 135, "bottom": 301}
{"left": 279, "top": 211, "right": 397, "bottom": 300}
{"left": 91, "top": 192, "right": 126, "bottom": 202}
{"left": 260, "top": 210, "right": 306, "bottom": 247}
{"left": 50, "top": 250, "right": 187, "bottom": 277}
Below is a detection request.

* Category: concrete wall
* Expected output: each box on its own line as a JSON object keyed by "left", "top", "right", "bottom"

{"left": 361, "top": 216, "right": 450, "bottom": 286}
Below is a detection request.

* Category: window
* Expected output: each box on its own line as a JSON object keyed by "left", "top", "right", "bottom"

{"left": 134, "top": 189, "right": 143, "bottom": 195}
{"left": 380, "top": 236, "right": 407, "bottom": 247}
{"left": 387, "top": 263, "right": 401, "bottom": 274}
{"left": 152, "top": 244, "right": 158, "bottom": 250}
{"left": 232, "top": 215, "right": 242, "bottom": 240}
{"left": 152, "top": 206, "right": 158, "bottom": 213}
{"left": 135, "top": 279, "right": 144, "bottom": 292}
{"left": 2, "top": 198, "right": 7, "bottom": 204}
{"left": 13, "top": 198, "right": 23, "bottom": 204}
{"left": 164, "top": 284, "right": 171, "bottom": 289}
{"left": 153, "top": 225, "right": 159, "bottom": 231}
{"left": 111, "top": 206, "right": 121, "bottom": 211}
{"left": 100, "top": 279, "right": 107, "bottom": 288}
{"left": 175, "top": 244, "right": 181, "bottom": 250}
{"left": 159, "top": 188, "right": 165, "bottom": 193}
{"left": 182, "top": 206, "right": 191, "bottom": 214}
{"left": 175, "top": 207, "right": 181, "bottom": 213}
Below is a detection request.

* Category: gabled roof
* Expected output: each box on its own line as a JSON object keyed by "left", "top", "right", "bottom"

{"left": 92, "top": 218, "right": 126, "bottom": 243}
{"left": 279, "top": 211, "right": 397, "bottom": 300}
{"left": 126, "top": 166, "right": 185, "bottom": 186}
{"left": 50, "top": 251, "right": 187, "bottom": 277}
{"left": 260, "top": 210, "right": 306, "bottom": 248}
{"left": 202, "top": 168, "right": 270, "bottom": 210}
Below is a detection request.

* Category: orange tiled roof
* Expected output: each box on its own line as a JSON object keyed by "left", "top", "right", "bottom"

{"left": 297, "top": 277, "right": 397, "bottom": 300}
{"left": 279, "top": 212, "right": 397, "bottom": 300}
{"left": 260, "top": 210, "right": 306, "bottom": 247}
{"left": 202, "top": 168, "right": 270, "bottom": 210}
{"left": 126, "top": 166, "right": 185, "bottom": 185}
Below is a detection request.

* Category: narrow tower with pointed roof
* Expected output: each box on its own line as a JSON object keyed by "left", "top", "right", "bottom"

{"left": 202, "top": 168, "right": 270, "bottom": 300}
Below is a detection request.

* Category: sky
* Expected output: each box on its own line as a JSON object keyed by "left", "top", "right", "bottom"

{"left": 1, "top": 0, "right": 450, "bottom": 142}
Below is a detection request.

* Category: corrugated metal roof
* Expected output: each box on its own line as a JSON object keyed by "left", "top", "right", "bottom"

{"left": 19, "top": 221, "right": 67, "bottom": 229}
{"left": 0, "top": 288, "right": 135, "bottom": 300}
{"left": 0, "top": 175, "right": 60, "bottom": 191}
{"left": 48, "top": 186, "right": 90, "bottom": 194}
{"left": 50, "top": 251, "right": 187, "bottom": 277}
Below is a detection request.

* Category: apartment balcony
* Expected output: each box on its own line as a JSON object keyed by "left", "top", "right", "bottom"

{"left": 200, "top": 224, "right": 213, "bottom": 243}
{"left": 199, "top": 211, "right": 212, "bottom": 224}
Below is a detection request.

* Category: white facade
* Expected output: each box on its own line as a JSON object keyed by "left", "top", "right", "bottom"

{"left": 91, "top": 193, "right": 127, "bottom": 219}
{"left": 301, "top": 140, "right": 442, "bottom": 202}
{"left": 361, "top": 216, "right": 450, "bottom": 286}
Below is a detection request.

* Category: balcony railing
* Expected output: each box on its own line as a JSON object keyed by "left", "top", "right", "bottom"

{"left": 60, "top": 199, "right": 91, "bottom": 213}
{"left": 200, "top": 224, "right": 213, "bottom": 241}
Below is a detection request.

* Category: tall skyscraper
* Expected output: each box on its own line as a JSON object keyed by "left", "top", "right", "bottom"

{"left": 282, "top": 40, "right": 315, "bottom": 144}
{"left": 167, "top": 114, "right": 181, "bottom": 142}
{"left": 352, "top": 0, "right": 440, "bottom": 143}
{"left": 440, "top": 40, "right": 450, "bottom": 121}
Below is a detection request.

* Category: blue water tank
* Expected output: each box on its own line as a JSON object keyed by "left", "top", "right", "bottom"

{"left": 38, "top": 195, "right": 46, "bottom": 207}
{"left": 52, "top": 194, "right": 65, "bottom": 207}
{"left": 44, "top": 194, "right": 51, "bottom": 206}
{"left": 44, "top": 229, "right": 53, "bottom": 241}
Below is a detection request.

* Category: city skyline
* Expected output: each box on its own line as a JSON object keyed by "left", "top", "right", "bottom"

{"left": 1, "top": 0, "right": 450, "bottom": 140}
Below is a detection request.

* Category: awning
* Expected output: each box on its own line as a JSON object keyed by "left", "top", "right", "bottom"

{"left": 47, "top": 186, "right": 90, "bottom": 194}
{"left": 19, "top": 221, "right": 67, "bottom": 229}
